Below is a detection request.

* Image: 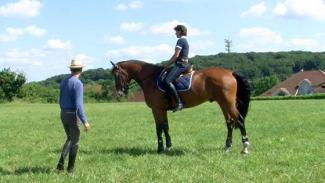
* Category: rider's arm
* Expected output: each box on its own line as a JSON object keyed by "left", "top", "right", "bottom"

{"left": 164, "top": 47, "right": 181, "bottom": 68}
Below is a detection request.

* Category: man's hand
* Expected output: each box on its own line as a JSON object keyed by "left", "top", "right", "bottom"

{"left": 84, "top": 122, "right": 91, "bottom": 132}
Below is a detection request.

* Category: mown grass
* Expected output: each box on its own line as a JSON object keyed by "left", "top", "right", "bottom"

{"left": 0, "top": 100, "right": 324, "bottom": 182}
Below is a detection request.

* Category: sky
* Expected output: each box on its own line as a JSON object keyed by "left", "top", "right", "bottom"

{"left": 1, "top": 0, "right": 325, "bottom": 82}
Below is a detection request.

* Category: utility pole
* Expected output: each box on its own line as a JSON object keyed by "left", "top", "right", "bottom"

{"left": 225, "top": 39, "right": 232, "bottom": 53}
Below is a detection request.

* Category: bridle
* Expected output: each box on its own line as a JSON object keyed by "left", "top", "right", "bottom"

{"left": 110, "top": 60, "right": 163, "bottom": 96}
{"left": 111, "top": 61, "right": 137, "bottom": 95}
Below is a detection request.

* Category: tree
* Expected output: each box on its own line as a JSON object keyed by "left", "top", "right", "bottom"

{"left": 251, "top": 75, "right": 279, "bottom": 96}
{"left": 0, "top": 68, "right": 26, "bottom": 101}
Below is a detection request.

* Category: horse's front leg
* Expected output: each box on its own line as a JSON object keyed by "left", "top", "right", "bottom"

{"left": 152, "top": 108, "right": 170, "bottom": 153}
{"left": 224, "top": 122, "right": 233, "bottom": 152}
{"left": 155, "top": 123, "right": 164, "bottom": 153}
{"left": 162, "top": 122, "right": 172, "bottom": 151}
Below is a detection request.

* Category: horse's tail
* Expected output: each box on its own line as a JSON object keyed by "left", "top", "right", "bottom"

{"left": 232, "top": 72, "right": 251, "bottom": 121}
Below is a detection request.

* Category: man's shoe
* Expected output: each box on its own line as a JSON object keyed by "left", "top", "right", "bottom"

{"left": 56, "top": 163, "right": 64, "bottom": 171}
{"left": 67, "top": 168, "right": 74, "bottom": 175}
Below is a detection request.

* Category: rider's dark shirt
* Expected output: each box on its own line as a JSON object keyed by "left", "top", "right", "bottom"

{"left": 175, "top": 36, "right": 189, "bottom": 63}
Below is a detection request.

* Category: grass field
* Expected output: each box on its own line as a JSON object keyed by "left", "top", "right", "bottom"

{"left": 0, "top": 100, "right": 325, "bottom": 182}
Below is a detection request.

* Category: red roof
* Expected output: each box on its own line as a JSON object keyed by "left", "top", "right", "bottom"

{"left": 261, "top": 70, "right": 325, "bottom": 96}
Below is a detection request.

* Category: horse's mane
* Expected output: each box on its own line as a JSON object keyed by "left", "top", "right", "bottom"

{"left": 118, "top": 60, "right": 163, "bottom": 77}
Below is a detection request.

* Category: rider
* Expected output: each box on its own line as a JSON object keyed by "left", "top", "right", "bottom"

{"left": 163, "top": 24, "right": 190, "bottom": 112}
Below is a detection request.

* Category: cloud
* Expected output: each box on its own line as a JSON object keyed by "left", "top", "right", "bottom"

{"left": 45, "top": 39, "right": 72, "bottom": 50}
{"left": 190, "top": 40, "right": 216, "bottom": 57}
{"left": 149, "top": 20, "right": 208, "bottom": 36}
{"left": 114, "top": 1, "right": 143, "bottom": 11}
{"left": 161, "top": 0, "right": 195, "bottom": 2}
{"left": 0, "top": 28, "right": 23, "bottom": 42}
{"left": 238, "top": 27, "right": 283, "bottom": 43}
{"left": 272, "top": 0, "right": 325, "bottom": 21}
{"left": 290, "top": 38, "right": 318, "bottom": 50}
{"left": 241, "top": 2, "right": 267, "bottom": 18}
{"left": 149, "top": 21, "right": 178, "bottom": 35}
{"left": 0, "top": 48, "right": 44, "bottom": 67}
{"left": 236, "top": 27, "right": 325, "bottom": 52}
{"left": 191, "top": 40, "right": 215, "bottom": 50}
{"left": 106, "top": 44, "right": 173, "bottom": 63}
{"left": 129, "top": 1, "right": 143, "bottom": 9}
{"left": 237, "top": 27, "right": 284, "bottom": 51}
{"left": 120, "top": 22, "right": 144, "bottom": 32}
{"left": 0, "top": 25, "right": 46, "bottom": 42}
{"left": 73, "top": 53, "right": 94, "bottom": 69}
{"left": 24, "top": 25, "right": 46, "bottom": 37}
{"left": 105, "top": 35, "right": 126, "bottom": 45}
{"left": 0, "top": 47, "right": 94, "bottom": 81}
{"left": 114, "top": 4, "right": 128, "bottom": 11}
{"left": 0, "top": 0, "right": 41, "bottom": 18}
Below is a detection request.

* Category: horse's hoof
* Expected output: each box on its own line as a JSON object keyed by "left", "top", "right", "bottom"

{"left": 224, "top": 144, "right": 232, "bottom": 152}
{"left": 241, "top": 149, "right": 249, "bottom": 154}
{"left": 241, "top": 141, "right": 249, "bottom": 154}
{"left": 157, "top": 148, "right": 164, "bottom": 154}
{"left": 165, "top": 147, "right": 172, "bottom": 152}
{"left": 157, "top": 147, "right": 164, "bottom": 154}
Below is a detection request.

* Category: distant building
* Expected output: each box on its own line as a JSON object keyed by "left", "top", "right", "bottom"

{"left": 261, "top": 70, "right": 325, "bottom": 96}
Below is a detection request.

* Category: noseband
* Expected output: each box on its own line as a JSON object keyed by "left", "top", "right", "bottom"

{"left": 113, "top": 66, "right": 137, "bottom": 95}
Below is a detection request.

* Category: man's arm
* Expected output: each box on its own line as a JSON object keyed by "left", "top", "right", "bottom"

{"left": 75, "top": 81, "right": 90, "bottom": 131}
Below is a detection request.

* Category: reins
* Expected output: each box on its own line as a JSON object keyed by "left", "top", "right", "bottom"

{"left": 126, "top": 81, "right": 137, "bottom": 89}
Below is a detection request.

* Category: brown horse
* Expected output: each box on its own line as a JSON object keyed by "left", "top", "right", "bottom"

{"left": 111, "top": 60, "right": 251, "bottom": 154}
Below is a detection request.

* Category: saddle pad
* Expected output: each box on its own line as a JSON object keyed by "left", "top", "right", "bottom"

{"left": 157, "top": 71, "right": 194, "bottom": 92}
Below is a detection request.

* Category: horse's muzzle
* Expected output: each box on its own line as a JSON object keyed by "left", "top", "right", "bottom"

{"left": 117, "top": 90, "right": 124, "bottom": 97}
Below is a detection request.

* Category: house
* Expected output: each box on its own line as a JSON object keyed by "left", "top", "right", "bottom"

{"left": 261, "top": 70, "right": 325, "bottom": 96}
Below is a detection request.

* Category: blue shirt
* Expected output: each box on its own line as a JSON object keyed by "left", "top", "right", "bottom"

{"left": 59, "top": 75, "right": 87, "bottom": 124}
{"left": 175, "top": 36, "right": 189, "bottom": 62}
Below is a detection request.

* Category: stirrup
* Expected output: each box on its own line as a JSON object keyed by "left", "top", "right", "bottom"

{"left": 172, "top": 103, "right": 183, "bottom": 112}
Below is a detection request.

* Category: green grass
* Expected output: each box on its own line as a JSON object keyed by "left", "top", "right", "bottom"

{"left": 0, "top": 100, "right": 325, "bottom": 182}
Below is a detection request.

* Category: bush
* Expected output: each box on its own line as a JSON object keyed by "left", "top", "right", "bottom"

{"left": 21, "top": 83, "right": 58, "bottom": 103}
{"left": 0, "top": 68, "right": 26, "bottom": 102}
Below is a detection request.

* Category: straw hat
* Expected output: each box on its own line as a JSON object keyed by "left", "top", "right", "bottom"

{"left": 68, "top": 59, "right": 84, "bottom": 68}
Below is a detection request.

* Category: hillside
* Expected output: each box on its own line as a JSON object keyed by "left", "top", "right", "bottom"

{"left": 24, "top": 51, "right": 325, "bottom": 102}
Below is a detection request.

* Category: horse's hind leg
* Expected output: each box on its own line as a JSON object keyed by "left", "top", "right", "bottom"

{"left": 152, "top": 108, "right": 171, "bottom": 153}
{"left": 237, "top": 115, "right": 249, "bottom": 154}
{"left": 216, "top": 92, "right": 238, "bottom": 152}
{"left": 221, "top": 104, "right": 250, "bottom": 154}
{"left": 217, "top": 99, "right": 236, "bottom": 152}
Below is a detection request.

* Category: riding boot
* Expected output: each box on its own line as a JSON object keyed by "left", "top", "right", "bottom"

{"left": 167, "top": 83, "right": 183, "bottom": 112}
{"left": 67, "top": 144, "right": 79, "bottom": 173}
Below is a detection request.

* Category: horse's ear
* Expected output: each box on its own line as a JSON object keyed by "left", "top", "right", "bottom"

{"left": 110, "top": 61, "right": 118, "bottom": 69}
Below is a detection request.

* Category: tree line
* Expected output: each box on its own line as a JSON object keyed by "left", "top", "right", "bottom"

{"left": 1, "top": 51, "right": 325, "bottom": 103}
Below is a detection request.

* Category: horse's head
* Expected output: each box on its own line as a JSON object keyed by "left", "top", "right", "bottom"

{"left": 111, "top": 61, "right": 131, "bottom": 97}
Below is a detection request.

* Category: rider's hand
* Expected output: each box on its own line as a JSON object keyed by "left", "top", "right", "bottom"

{"left": 163, "top": 65, "right": 168, "bottom": 71}
{"left": 84, "top": 122, "right": 91, "bottom": 132}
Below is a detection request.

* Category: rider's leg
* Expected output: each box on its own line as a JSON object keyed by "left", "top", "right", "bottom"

{"left": 168, "top": 82, "right": 183, "bottom": 111}
{"left": 164, "top": 66, "right": 183, "bottom": 111}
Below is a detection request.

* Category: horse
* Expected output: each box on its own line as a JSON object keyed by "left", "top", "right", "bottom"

{"left": 110, "top": 60, "right": 251, "bottom": 154}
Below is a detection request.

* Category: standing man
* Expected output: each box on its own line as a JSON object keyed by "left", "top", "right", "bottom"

{"left": 56, "top": 59, "right": 91, "bottom": 174}
{"left": 163, "top": 24, "right": 190, "bottom": 112}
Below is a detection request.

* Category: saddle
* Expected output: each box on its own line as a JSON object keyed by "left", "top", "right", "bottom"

{"left": 157, "top": 66, "right": 194, "bottom": 92}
